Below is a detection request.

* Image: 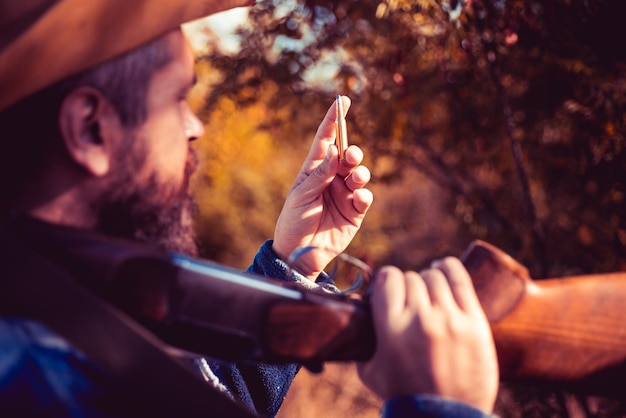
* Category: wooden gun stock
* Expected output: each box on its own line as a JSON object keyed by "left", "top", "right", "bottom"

{"left": 463, "top": 240, "right": 626, "bottom": 395}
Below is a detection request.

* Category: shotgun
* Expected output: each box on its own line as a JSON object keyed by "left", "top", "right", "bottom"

{"left": 51, "top": 228, "right": 626, "bottom": 397}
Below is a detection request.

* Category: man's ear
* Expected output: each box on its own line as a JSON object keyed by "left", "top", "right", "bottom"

{"left": 58, "top": 87, "right": 124, "bottom": 177}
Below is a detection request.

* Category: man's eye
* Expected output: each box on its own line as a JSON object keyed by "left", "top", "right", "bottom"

{"left": 179, "top": 89, "right": 192, "bottom": 102}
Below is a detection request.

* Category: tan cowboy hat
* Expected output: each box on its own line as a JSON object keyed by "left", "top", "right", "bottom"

{"left": 0, "top": 0, "right": 253, "bottom": 111}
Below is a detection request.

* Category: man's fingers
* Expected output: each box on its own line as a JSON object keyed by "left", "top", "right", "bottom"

{"left": 420, "top": 268, "right": 457, "bottom": 311}
{"left": 404, "top": 270, "right": 431, "bottom": 312}
{"left": 352, "top": 188, "right": 373, "bottom": 214}
{"left": 432, "top": 257, "right": 483, "bottom": 315}
{"left": 338, "top": 145, "right": 363, "bottom": 178}
{"left": 303, "top": 96, "right": 352, "bottom": 174}
{"left": 370, "top": 267, "right": 406, "bottom": 328}
{"left": 297, "top": 145, "right": 339, "bottom": 201}
{"left": 345, "top": 165, "right": 370, "bottom": 192}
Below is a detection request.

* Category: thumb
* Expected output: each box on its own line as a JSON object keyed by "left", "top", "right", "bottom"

{"left": 298, "top": 145, "right": 339, "bottom": 200}
{"left": 300, "top": 96, "right": 351, "bottom": 174}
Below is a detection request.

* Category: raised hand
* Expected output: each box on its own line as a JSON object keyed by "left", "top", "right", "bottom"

{"left": 272, "top": 96, "right": 373, "bottom": 281}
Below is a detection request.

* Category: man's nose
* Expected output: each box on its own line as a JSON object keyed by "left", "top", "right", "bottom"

{"left": 185, "top": 105, "right": 205, "bottom": 141}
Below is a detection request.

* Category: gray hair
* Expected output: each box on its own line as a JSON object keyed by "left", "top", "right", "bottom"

{"left": 56, "top": 35, "right": 173, "bottom": 128}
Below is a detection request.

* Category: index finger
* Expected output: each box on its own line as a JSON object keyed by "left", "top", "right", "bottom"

{"left": 432, "top": 257, "right": 483, "bottom": 315}
{"left": 302, "top": 96, "right": 351, "bottom": 175}
{"left": 369, "top": 266, "right": 406, "bottom": 328}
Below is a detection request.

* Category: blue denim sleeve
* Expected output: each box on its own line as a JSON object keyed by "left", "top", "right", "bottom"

{"left": 248, "top": 239, "right": 336, "bottom": 290}
{"left": 207, "top": 240, "right": 307, "bottom": 418}
{"left": 382, "top": 395, "right": 498, "bottom": 418}
{"left": 247, "top": 239, "right": 293, "bottom": 281}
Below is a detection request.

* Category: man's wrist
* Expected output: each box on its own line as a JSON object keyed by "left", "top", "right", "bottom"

{"left": 249, "top": 240, "right": 338, "bottom": 292}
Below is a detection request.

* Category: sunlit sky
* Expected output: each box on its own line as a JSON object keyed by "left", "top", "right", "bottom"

{"left": 183, "top": 7, "right": 250, "bottom": 54}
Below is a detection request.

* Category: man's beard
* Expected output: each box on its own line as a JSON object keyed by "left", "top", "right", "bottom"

{"left": 96, "top": 145, "right": 199, "bottom": 257}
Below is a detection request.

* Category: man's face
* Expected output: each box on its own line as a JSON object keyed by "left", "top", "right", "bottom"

{"left": 97, "top": 30, "right": 205, "bottom": 256}
{"left": 133, "top": 30, "right": 205, "bottom": 194}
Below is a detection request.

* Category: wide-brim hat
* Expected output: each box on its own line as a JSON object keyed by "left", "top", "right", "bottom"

{"left": 0, "top": 0, "right": 252, "bottom": 111}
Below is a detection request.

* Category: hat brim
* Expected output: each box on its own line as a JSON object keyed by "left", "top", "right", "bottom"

{"left": 0, "top": 0, "right": 252, "bottom": 111}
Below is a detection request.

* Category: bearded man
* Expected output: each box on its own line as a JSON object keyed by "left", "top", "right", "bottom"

{"left": 0, "top": 1, "right": 374, "bottom": 416}
{"left": 0, "top": 1, "right": 499, "bottom": 417}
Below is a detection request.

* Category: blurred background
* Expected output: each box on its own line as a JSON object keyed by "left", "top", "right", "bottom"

{"left": 183, "top": 0, "right": 626, "bottom": 416}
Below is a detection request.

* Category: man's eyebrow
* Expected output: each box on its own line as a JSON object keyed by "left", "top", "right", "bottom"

{"left": 180, "top": 73, "right": 197, "bottom": 96}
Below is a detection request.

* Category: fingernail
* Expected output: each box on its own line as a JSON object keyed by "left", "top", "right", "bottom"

{"left": 430, "top": 259, "right": 442, "bottom": 269}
